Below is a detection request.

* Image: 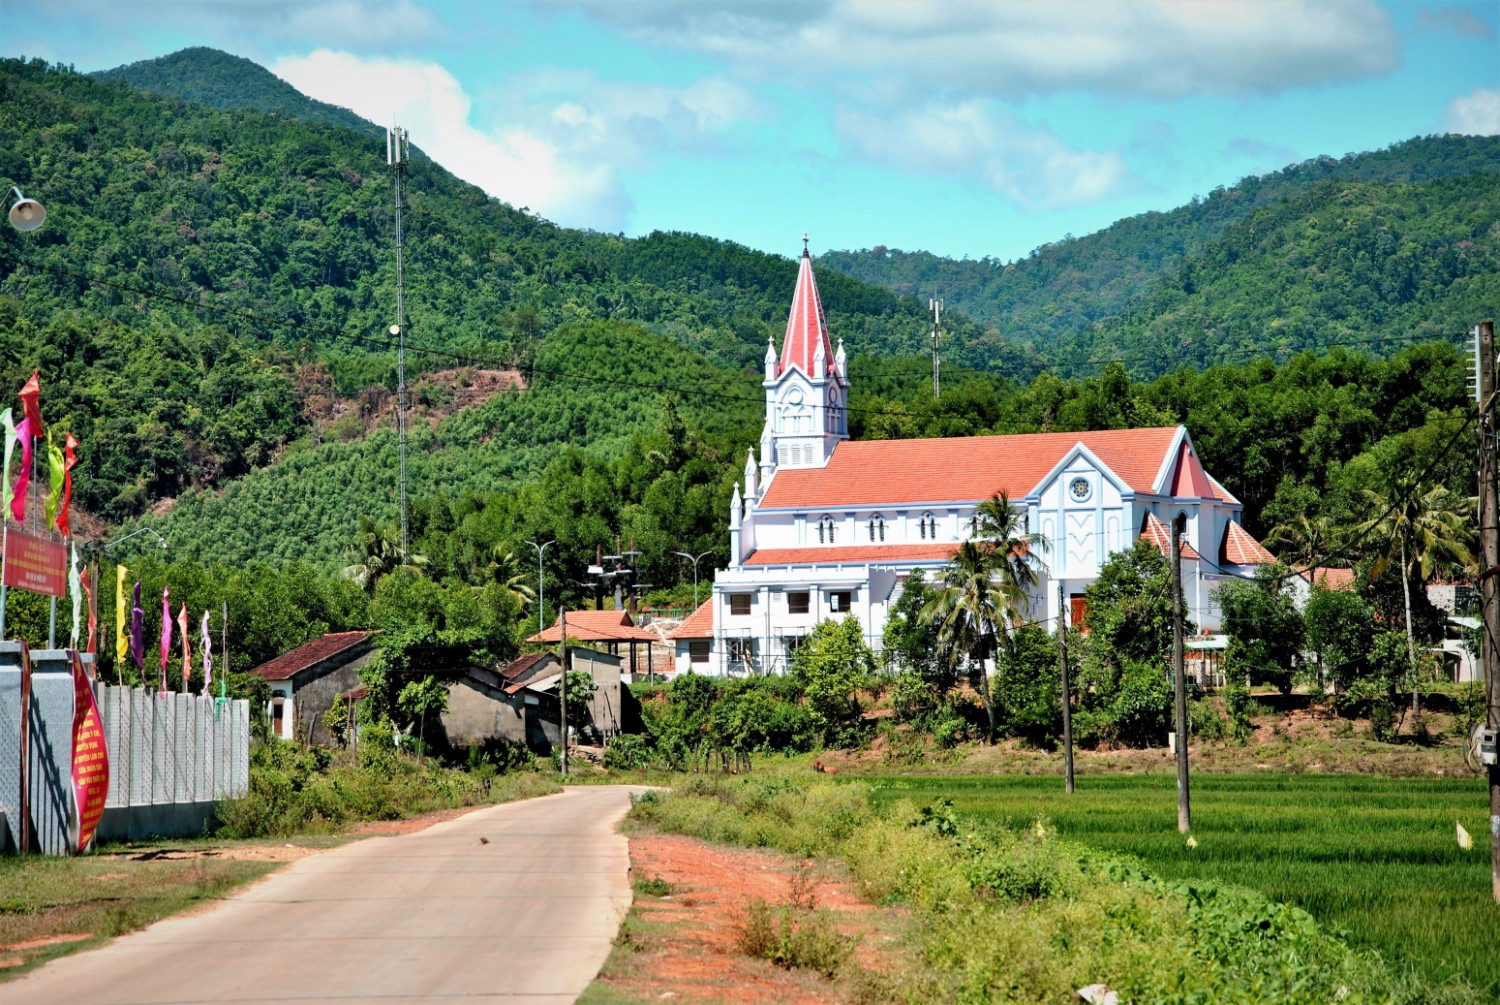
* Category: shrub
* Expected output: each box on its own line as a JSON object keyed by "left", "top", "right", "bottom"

{"left": 1191, "top": 698, "right": 1227, "bottom": 742}
{"left": 736, "top": 898, "right": 853, "bottom": 978}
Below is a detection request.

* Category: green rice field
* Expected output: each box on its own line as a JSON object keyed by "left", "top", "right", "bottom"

{"left": 867, "top": 773, "right": 1498, "bottom": 998}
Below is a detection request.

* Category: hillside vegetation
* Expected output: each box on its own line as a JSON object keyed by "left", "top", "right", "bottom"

{"left": 823, "top": 135, "right": 1500, "bottom": 375}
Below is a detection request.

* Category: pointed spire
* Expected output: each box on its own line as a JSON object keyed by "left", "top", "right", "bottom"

{"left": 764, "top": 337, "right": 777, "bottom": 380}
{"left": 834, "top": 337, "right": 846, "bottom": 373}
{"left": 778, "top": 238, "right": 836, "bottom": 379}
{"left": 743, "top": 446, "right": 758, "bottom": 501}
{"left": 730, "top": 482, "right": 743, "bottom": 529}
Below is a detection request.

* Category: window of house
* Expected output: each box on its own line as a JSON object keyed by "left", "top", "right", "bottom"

{"left": 817, "top": 515, "right": 837, "bottom": 543}
{"left": 729, "top": 593, "right": 753, "bottom": 616}
{"left": 919, "top": 512, "right": 937, "bottom": 540}
{"left": 868, "top": 514, "right": 886, "bottom": 542}
{"left": 688, "top": 640, "right": 710, "bottom": 663}
{"left": 783, "top": 635, "right": 806, "bottom": 657}
{"left": 829, "top": 590, "right": 853, "bottom": 613}
{"left": 788, "top": 591, "right": 810, "bottom": 614}
{"left": 727, "top": 638, "right": 756, "bottom": 668}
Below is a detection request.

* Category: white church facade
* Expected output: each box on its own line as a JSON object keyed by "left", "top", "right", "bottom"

{"left": 672, "top": 243, "right": 1275, "bottom": 676}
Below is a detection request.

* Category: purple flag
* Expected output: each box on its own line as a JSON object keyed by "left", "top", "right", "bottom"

{"left": 129, "top": 581, "right": 145, "bottom": 672}
{"left": 160, "top": 586, "right": 172, "bottom": 693}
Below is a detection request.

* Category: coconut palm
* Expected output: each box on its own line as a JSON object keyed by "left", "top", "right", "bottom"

{"left": 1264, "top": 512, "right": 1343, "bottom": 568}
{"left": 485, "top": 546, "right": 537, "bottom": 613}
{"left": 922, "top": 493, "right": 1046, "bottom": 743}
{"left": 341, "top": 516, "right": 428, "bottom": 594}
{"left": 1358, "top": 480, "right": 1473, "bottom": 725}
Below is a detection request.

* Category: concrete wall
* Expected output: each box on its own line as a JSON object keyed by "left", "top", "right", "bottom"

{"left": 283, "top": 646, "right": 374, "bottom": 747}
{"left": 1, "top": 643, "right": 249, "bottom": 853}
{"left": 441, "top": 667, "right": 531, "bottom": 749}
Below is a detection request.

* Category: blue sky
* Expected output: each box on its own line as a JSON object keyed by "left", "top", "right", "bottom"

{"left": 3, "top": 0, "right": 1497, "bottom": 263}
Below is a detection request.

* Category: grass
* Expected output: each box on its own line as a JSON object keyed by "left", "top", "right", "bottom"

{"left": 625, "top": 774, "right": 1484, "bottom": 1005}
{"left": 0, "top": 843, "right": 281, "bottom": 978}
{"left": 866, "top": 773, "right": 1498, "bottom": 998}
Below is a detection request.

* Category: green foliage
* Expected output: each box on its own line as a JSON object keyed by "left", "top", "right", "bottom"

{"left": 791, "top": 616, "right": 876, "bottom": 746}
{"left": 990, "top": 624, "right": 1060, "bottom": 747}
{"left": 215, "top": 737, "right": 557, "bottom": 837}
{"left": 1214, "top": 566, "right": 1304, "bottom": 693}
{"left": 736, "top": 898, "right": 853, "bottom": 979}
{"left": 1303, "top": 586, "right": 1374, "bottom": 690}
{"left": 632, "top": 775, "right": 1484, "bottom": 1003}
{"left": 871, "top": 774, "right": 1496, "bottom": 1001}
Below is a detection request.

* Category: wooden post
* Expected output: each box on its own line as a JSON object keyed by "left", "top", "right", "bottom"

{"left": 1475, "top": 319, "right": 1498, "bottom": 902}
{"left": 558, "top": 606, "right": 569, "bottom": 777}
{"left": 1172, "top": 512, "right": 1191, "bottom": 834}
{"left": 1058, "top": 580, "right": 1075, "bottom": 794}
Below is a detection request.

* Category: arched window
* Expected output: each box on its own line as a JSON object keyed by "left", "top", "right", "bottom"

{"left": 817, "top": 515, "right": 837, "bottom": 544}
{"left": 919, "top": 512, "right": 937, "bottom": 540}
{"left": 868, "top": 514, "right": 886, "bottom": 542}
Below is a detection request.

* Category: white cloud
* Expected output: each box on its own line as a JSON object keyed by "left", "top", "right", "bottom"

{"left": 547, "top": 0, "right": 1399, "bottom": 101}
{"left": 271, "top": 51, "right": 760, "bottom": 231}
{"left": 1446, "top": 88, "right": 1500, "bottom": 136}
{"left": 835, "top": 102, "right": 1131, "bottom": 210}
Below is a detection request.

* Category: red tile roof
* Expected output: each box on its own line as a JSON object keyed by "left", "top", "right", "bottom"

{"left": 1221, "top": 521, "right": 1276, "bottom": 565}
{"left": 779, "top": 245, "right": 837, "bottom": 378}
{"left": 1300, "top": 567, "right": 1356, "bottom": 591}
{"left": 501, "top": 651, "right": 555, "bottom": 680}
{"left": 669, "top": 598, "right": 715, "bottom": 639}
{"left": 527, "top": 609, "right": 657, "bottom": 643}
{"left": 250, "top": 631, "right": 374, "bottom": 682}
{"left": 1141, "top": 512, "right": 1202, "bottom": 560}
{"left": 745, "top": 544, "right": 958, "bottom": 566}
{"left": 1170, "top": 439, "right": 1217, "bottom": 498}
{"left": 758, "top": 427, "right": 1184, "bottom": 509}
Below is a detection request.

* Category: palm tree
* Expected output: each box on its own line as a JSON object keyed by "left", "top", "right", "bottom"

{"left": 1264, "top": 512, "right": 1342, "bottom": 568}
{"left": 1359, "top": 480, "right": 1473, "bottom": 726}
{"left": 485, "top": 546, "right": 536, "bottom": 614}
{"left": 341, "top": 516, "right": 428, "bottom": 595}
{"left": 922, "top": 493, "right": 1046, "bottom": 743}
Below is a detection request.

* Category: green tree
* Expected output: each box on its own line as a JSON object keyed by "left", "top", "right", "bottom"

{"left": 1214, "top": 566, "right": 1304, "bottom": 693}
{"left": 791, "top": 616, "right": 875, "bottom": 747}
{"left": 1302, "top": 585, "right": 1374, "bottom": 692}
{"left": 1358, "top": 480, "right": 1472, "bottom": 725}
{"left": 881, "top": 570, "right": 949, "bottom": 690}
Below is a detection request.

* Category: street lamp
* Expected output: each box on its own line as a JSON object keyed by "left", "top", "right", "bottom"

{"left": 524, "top": 539, "right": 555, "bottom": 633}
{"left": 4, "top": 187, "right": 46, "bottom": 233}
{"left": 672, "top": 550, "right": 713, "bottom": 608}
{"left": 97, "top": 526, "right": 168, "bottom": 555}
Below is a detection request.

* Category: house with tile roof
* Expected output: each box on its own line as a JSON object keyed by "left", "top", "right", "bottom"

{"left": 696, "top": 242, "right": 1277, "bottom": 676}
{"left": 250, "top": 631, "right": 376, "bottom": 744}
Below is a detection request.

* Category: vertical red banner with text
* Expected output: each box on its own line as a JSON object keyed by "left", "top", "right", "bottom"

{"left": 70, "top": 651, "right": 109, "bottom": 853}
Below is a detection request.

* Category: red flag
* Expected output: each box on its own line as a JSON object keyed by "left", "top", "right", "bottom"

{"left": 57, "top": 433, "right": 77, "bottom": 536}
{"left": 11, "top": 416, "right": 31, "bottom": 522}
{"left": 18, "top": 370, "right": 42, "bottom": 438}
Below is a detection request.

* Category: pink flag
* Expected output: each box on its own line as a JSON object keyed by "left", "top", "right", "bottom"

{"left": 159, "top": 586, "right": 171, "bottom": 693}
{"left": 10, "top": 416, "right": 31, "bottom": 522}
{"left": 18, "top": 370, "right": 43, "bottom": 438}
{"left": 200, "top": 610, "right": 213, "bottom": 693}
{"left": 177, "top": 603, "right": 190, "bottom": 692}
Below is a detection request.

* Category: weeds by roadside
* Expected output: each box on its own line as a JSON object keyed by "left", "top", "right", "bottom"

{"left": 626, "top": 774, "right": 1487, "bottom": 1005}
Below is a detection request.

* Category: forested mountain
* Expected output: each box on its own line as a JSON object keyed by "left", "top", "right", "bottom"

{"left": 91, "top": 47, "right": 381, "bottom": 139}
{"left": 0, "top": 50, "right": 1490, "bottom": 581}
{"left": 822, "top": 135, "right": 1500, "bottom": 375}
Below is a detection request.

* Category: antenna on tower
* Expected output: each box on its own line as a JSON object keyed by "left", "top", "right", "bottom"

{"left": 388, "top": 124, "right": 411, "bottom": 562}
{"left": 929, "top": 297, "right": 943, "bottom": 399}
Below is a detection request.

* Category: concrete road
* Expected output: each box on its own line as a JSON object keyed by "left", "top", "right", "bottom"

{"left": 6, "top": 785, "right": 644, "bottom": 1005}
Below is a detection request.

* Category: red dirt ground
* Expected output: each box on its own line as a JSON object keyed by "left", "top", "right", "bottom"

{"left": 595, "top": 833, "right": 904, "bottom": 1005}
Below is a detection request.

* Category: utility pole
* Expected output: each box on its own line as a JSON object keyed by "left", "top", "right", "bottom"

{"left": 1475, "top": 318, "right": 1499, "bottom": 903}
{"left": 929, "top": 297, "right": 943, "bottom": 399}
{"left": 1058, "top": 580, "right": 1075, "bottom": 794}
{"left": 558, "top": 606, "right": 569, "bottom": 776}
{"left": 388, "top": 125, "right": 411, "bottom": 563}
{"left": 1171, "top": 512, "right": 1191, "bottom": 834}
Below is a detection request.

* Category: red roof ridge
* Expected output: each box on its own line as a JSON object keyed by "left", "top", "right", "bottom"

{"left": 527, "top": 608, "right": 656, "bottom": 643}
{"left": 669, "top": 598, "right": 715, "bottom": 639}
{"left": 250, "top": 631, "right": 375, "bottom": 682}
{"left": 1141, "top": 512, "right": 1202, "bottom": 560}
{"left": 1221, "top": 521, "right": 1276, "bottom": 566}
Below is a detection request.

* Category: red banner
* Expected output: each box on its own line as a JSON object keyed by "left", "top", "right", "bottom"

{"left": 3, "top": 527, "right": 67, "bottom": 597}
{"left": 70, "top": 651, "right": 109, "bottom": 853}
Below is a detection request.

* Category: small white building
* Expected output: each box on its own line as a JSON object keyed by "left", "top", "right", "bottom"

{"left": 694, "top": 242, "right": 1276, "bottom": 676}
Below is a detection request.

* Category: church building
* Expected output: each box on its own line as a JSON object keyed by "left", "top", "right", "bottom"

{"left": 673, "top": 242, "right": 1275, "bottom": 676}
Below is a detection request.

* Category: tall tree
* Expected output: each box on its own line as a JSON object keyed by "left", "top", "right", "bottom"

{"left": 1359, "top": 480, "right": 1473, "bottom": 726}
{"left": 922, "top": 493, "right": 1046, "bottom": 743}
